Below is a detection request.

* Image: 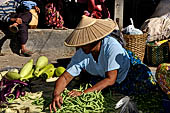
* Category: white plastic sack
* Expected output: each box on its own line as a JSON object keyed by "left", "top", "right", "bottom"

{"left": 122, "top": 18, "right": 143, "bottom": 35}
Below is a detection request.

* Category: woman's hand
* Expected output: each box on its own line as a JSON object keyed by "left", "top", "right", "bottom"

{"left": 35, "top": 6, "right": 40, "bottom": 13}
{"left": 91, "top": 11, "right": 102, "bottom": 19}
{"left": 49, "top": 94, "right": 63, "bottom": 112}
{"left": 68, "top": 90, "right": 83, "bottom": 97}
{"left": 10, "top": 18, "right": 22, "bottom": 24}
{"left": 49, "top": 71, "right": 74, "bottom": 112}
{"left": 16, "top": 18, "right": 22, "bottom": 24}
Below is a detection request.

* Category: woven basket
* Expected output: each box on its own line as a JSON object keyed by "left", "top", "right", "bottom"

{"left": 146, "top": 42, "right": 169, "bottom": 66}
{"left": 123, "top": 33, "right": 148, "bottom": 61}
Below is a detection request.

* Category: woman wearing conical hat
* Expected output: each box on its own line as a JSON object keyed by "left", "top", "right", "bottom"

{"left": 49, "top": 15, "right": 157, "bottom": 112}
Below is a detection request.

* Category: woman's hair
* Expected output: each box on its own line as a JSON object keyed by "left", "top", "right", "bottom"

{"left": 110, "top": 30, "right": 126, "bottom": 48}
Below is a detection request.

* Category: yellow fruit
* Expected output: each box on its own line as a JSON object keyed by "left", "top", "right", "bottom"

{"left": 55, "top": 66, "right": 66, "bottom": 77}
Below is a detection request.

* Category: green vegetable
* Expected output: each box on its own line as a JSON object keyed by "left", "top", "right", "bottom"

{"left": 43, "top": 66, "right": 55, "bottom": 79}
{"left": 56, "top": 84, "right": 105, "bottom": 112}
{"left": 32, "top": 97, "right": 45, "bottom": 106}
{"left": 55, "top": 66, "right": 65, "bottom": 77}
{"left": 34, "top": 56, "right": 48, "bottom": 75}
{"left": 20, "top": 68, "right": 34, "bottom": 81}
{"left": 5, "top": 71, "right": 21, "bottom": 80}
{"left": 6, "top": 94, "right": 15, "bottom": 103}
{"left": 35, "top": 64, "right": 54, "bottom": 77}
{"left": 20, "top": 59, "right": 34, "bottom": 77}
{"left": 0, "top": 71, "right": 8, "bottom": 81}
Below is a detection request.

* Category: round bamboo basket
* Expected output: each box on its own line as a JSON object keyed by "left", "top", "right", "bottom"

{"left": 123, "top": 33, "right": 148, "bottom": 61}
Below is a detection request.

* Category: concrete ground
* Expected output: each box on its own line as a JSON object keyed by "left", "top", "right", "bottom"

{"left": 0, "top": 49, "right": 158, "bottom": 77}
{"left": 0, "top": 29, "right": 157, "bottom": 74}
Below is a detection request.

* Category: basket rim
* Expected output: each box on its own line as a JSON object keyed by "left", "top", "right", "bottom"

{"left": 123, "top": 33, "right": 148, "bottom": 38}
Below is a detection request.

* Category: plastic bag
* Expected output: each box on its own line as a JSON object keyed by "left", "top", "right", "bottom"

{"left": 122, "top": 18, "right": 143, "bottom": 35}
{"left": 115, "top": 96, "right": 139, "bottom": 113}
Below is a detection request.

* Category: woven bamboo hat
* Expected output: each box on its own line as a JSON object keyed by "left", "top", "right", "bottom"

{"left": 64, "top": 15, "right": 117, "bottom": 47}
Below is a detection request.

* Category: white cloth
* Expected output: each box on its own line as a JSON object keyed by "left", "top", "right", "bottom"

{"left": 141, "top": 13, "right": 170, "bottom": 42}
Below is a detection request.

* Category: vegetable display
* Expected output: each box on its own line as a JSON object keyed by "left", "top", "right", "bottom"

{"left": 0, "top": 56, "right": 63, "bottom": 104}
{"left": 0, "top": 77, "right": 28, "bottom": 104}
{"left": 36, "top": 64, "right": 54, "bottom": 78}
{"left": 5, "top": 72, "right": 20, "bottom": 80}
{"left": 20, "top": 59, "right": 33, "bottom": 78}
{"left": 56, "top": 84, "right": 105, "bottom": 113}
{"left": 55, "top": 66, "right": 66, "bottom": 77}
{"left": 34, "top": 56, "right": 49, "bottom": 76}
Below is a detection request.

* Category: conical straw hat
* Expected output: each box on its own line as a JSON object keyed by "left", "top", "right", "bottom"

{"left": 64, "top": 15, "right": 117, "bottom": 47}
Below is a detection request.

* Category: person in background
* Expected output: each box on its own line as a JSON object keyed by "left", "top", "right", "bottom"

{"left": 59, "top": 0, "right": 110, "bottom": 29}
{"left": 44, "top": 0, "right": 67, "bottom": 29}
{"left": 0, "top": 0, "right": 40, "bottom": 57}
{"left": 61, "top": 0, "right": 88, "bottom": 29}
{"left": 84, "top": 0, "right": 110, "bottom": 19}
{"left": 49, "top": 15, "right": 157, "bottom": 112}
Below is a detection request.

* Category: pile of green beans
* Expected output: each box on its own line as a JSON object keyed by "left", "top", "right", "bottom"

{"left": 56, "top": 84, "right": 105, "bottom": 113}
{"left": 32, "top": 97, "right": 45, "bottom": 106}
{"left": 6, "top": 94, "right": 15, "bottom": 103}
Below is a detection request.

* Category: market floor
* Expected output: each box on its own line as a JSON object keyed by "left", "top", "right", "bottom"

{"left": 0, "top": 52, "right": 158, "bottom": 75}
{"left": 0, "top": 52, "right": 72, "bottom": 69}
{"left": 0, "top": 52, "right": 164, "bottom": 113}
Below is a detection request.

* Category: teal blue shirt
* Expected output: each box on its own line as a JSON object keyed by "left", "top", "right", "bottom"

{"left": 66, "top": 35, "right": 130, "bottom": 84}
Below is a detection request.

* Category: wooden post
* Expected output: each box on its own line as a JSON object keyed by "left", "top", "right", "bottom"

{"left": 114, "top": 0, "right": 124, "bottom": 29}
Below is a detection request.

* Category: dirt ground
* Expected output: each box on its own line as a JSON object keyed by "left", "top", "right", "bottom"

{"left": 0, "top": 51, "right": 157, "bottom": 73}
{"left": 0, "top": 52, "right": 72, "bottom": 70}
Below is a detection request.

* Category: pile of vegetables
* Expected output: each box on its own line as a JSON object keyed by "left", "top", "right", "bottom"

{"left": 55, "top": 84, "right": 105, "bottom": 113}
{"left": 0, "top": 77, "right": 28, "bottom": 104}
{"left": 0, "top": 56, "right": 66, "bottom": 104}
{"left": 0, "top": 56, "right": 65, "bottom": 82}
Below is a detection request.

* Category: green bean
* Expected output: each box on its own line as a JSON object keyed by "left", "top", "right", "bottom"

{"left": 6, "top": 94, "right": 15, "bottom": 103}
{"left": 54, "top": 84, "right": 105, "bottom": 112}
